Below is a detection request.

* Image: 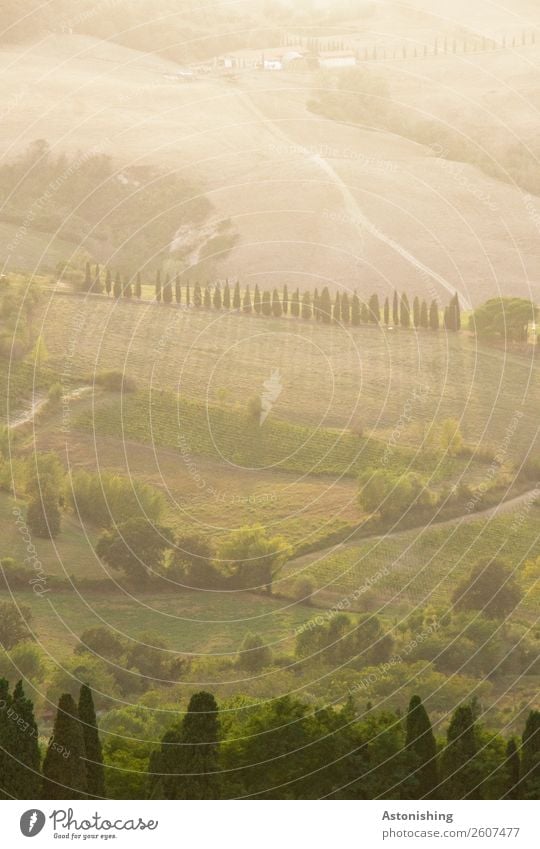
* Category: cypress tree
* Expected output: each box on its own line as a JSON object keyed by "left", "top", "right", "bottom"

{"left": 368, "top": 293, "right": 380, "bottom": 323}
{"left": 223, "top": 281, "right": 231, "bottom": 309}
{"left": 113, "top": 272, "right": 122, "bottom": 299}
{"left": 186, "top": 281, "right": 191, "bottom": 307}
{"left": 194, "top": 282, "right": 202, "bottom": 308}
{"left": 253, "top": 284, "right": 261, "bottom": 314}
{"left": 84, "top": 261, "right": 92, "bottom": 292}
{"left": 93, "top": 264, "right": 102, "bottom": 294}
{"left": 420, "top": 300, "right": 428, "bottom": 328}
{"left": 301, "top": 290, "right": 312, "bottom": 319}
{"left": 360, "top": 302, "right": 369, "bottom": 323}
{"left": 453, "top": 292, "right": 461, "bottom": 330}
{"left": 400, "top": 293, "right": 411, "bottom": 328}
{"left": 272, "top": 288, "right": 282, "bottom": 318}
{"left": 123, "top": 278, "right": 132, "bottom": 298}
{"left": 150, "top": 692, "right": 221, "bottom": 800}
{"left": 282, "top": 284, "right": 289, "bottom": 314}
{"left": 413, "top": 296, "right": 420, "bottom": 327}
{"left": 105, "top": 268, "right": 112, "bottom": 296}
{"left": 392, "top": 290, "right": 399, "bottom": 325}
{"left": 341, "top": 292, "right": 350, "bottom": 323}
{"left": 520, "top": 710, "right": 540, "bottom": 799}
{"left": 405, "top": 695, "right": 437, "bottom": 799}
{"left": 0, "top": 678, "right": 10, "bottom": 798}
{"left": 261, "top": 291, "right": 272, "bottom": 317}
{"left": 443, "top": 305, "right": 449, "bottom": 329}
{"left": 429, "top": 300, "right": 439, "bottom": 330}
{"left": 233, "top": 281, "right": 241, "bottom": 310}
{"left": 320, "top": 287, "right": 332, "bottom": 323}
{"left": 155, "top": 270, "right": 162, "bottom": 302}
{"left": 243, "top": 285, "right": 252, "bottom": 313}
{"left": 333, "top": 292, "right": 341, "bottom": 323}
{"left": 204, "top": 285, "right": 212, "bottom": 309}
{"left": 383, "top": 296, "right": 389, "bottom": 325}
{"left": 2, "top": 681, "right": 41, "bottom": 799}
{"left": 440, "top": 704, "right": 478, "bottom": 799}
{"left": 291, "top": 289, "right": 300, "bottom": 318}
{"left": 313, "top": 288, "right": 320, "bottom": 321}
{"left": 42, "top": 693, "right": 87, "bottom": 799}
{"left": 175, "top": 274, "right": 181, "bottom": 304}
{"left": 351, "top": 293, "right": 360, "bottom": 326}
{"left": 78, "top": 684, "right": 105, "bottom": 798}
{"left": 135, "top": 272, "right": 142, "bottom": 299}
{"left": 505, "top": 738, "right": 520, "bottom": 799}
{"left": 213, "top": 284, "right": 222, "bottom": 310}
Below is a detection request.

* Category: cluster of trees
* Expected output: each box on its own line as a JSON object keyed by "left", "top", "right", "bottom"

{"left": 469, "top": 297, "right": 537, "bottom": 343}
{"left": 95, "top": 521, "right": 291, "bottom": 593}
{"left": 146, "top": 692, "right": 539, "bottom": 800}
{"left": 0, "top": 680, "right": 103, "bottom": 800}
{"left": 84, "top": 264, "right": 462, "bottom": 332}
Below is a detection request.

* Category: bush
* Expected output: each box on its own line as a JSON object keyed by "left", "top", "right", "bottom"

{"left": 94, "top": 370, "right": 137, "bottom": 392}
{"left": 70, "top": 469, "right": 165, "bottom": 528}
{"left": 291, "top": 577, "right": 314, "bottom": 605}
{"left": 237, "top": 632, "right": 273, "bottom": 672}
{"left": 26, "top": 491, "right": 61, "bottom": 538}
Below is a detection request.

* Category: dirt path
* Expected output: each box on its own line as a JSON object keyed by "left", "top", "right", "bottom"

{"left": 289, "top": 486, "right": 538, "bottom": 568}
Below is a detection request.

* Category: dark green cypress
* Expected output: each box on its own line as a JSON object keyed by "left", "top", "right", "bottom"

{"left": 261, "top": 291, "right": 272, "bottom": 317}
{"left": 193, "top": 282, "right": 202, "bottom": 308}
{"left": 429, "top": 300, "right": 439, "bottom": 330}
{"left": 313, "top": 288, "right": 320, "bottom": 320}
{"left": 440, "top": 704, "right": 478, "bottom": 799}
{"left": 301, "top": 290, "right": 312, "bottom": 319}
{"left": 333, "top": 292, "right": 341, "bottom": 323}
{"left": 400, "top": 293, "right": 411, "bottom": 328}
{"left": 233, "top": 281, "right": 241, "bottom": 310}
{"left": 420, "top": 300, "right": 428, "bottom": 328}
{"left": 360, "top": 302, "right": 369, "bottom": 323}
{"left": 243, "top": 285, "right": 252, "bottom": 313}
{"left": 369, "top": 293, "right": 380, "bottom": 323}
{"left": 291, "top": 289, "right": 300, "bottom": 318}
{"left": 135, "top": 272, "right": 142, "bottom": 299}
{"left": 405, "top": 695, "right": 437, "bottom": 799}
{"left": 155, "top": 270, "right": 162, "bottom": 302}
{"left": 84, "top": 261, "right": 92, "bottom": 292}
{"left": 505, "top": 738, "right": 520, "bottom": 799}
{"left": 272, "top": 289, "right": 282, "bottom": 318}
{"left": 105, "top": 268, "right": 112, "bottom": 296}
{"left": 113, "top": 272, "right": 122, "bottom": 299}
{"left": 341, "top": 292, "right": 350, "bottom": 323}
{"left": 0, "top": 678, "right": 10, "bottom": 798}
{"left": 319, "top": 287, "right": 332, "bottom": 323}
{"left": 383, "top": 296, "right": 389, "bottom": 325}
{"left": 282, "top": 284, "right": 289, "bottom": 314}
{"left": 392, "top": 290, "right": 399, "bottom": 325}
{"left": 93, "top": 264, "right": 102, "bottom": 293}
{"left": 223, "top": 281, "right": 231, "bottom": 309}
{"left": 175, "top": 274, "right": 181, "bottom": 304}
{"left": 203, "top": 285, "right": 212, "bottom": 309}
{"left": 213, "top": 284, "right": 222, "bottom": 310}
{"left": 186, "top": 281, "right": 191, "bottom": 306}
{"left": 520, "top": 710, "right": 540, "bottom": 799}
{"left": 253, "top": 284, "right": 261, "bottom": 314}
{"left": 413, "top": 296, "right": 420, "bottom": 327}
{"left": 351, "top": 293, "right": 360, "bottom": 326}
{"left": 42, "top": 693, "right": 87, "bottom": 799}
{"left": 78, "top": 684, "right": 105, "bottom": 798}
{"left": 162, "top": 275, "right": 172, "bottom": 303}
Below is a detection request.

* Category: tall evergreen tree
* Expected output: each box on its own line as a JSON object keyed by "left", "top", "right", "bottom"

{"left": 186, "top": 281, "right": 191, "bottom": 307}
{"left": 203, "top": 285, "right": 212, "bottom": 309}
{"left": 93, "top": 264, "right": 102, "bottom": 294}
{"left": 253, "top": 284, "right": 261, "bottom": 315}
{"left": 333, "top": 292, "right": 341, "bottom": 323}
{"left": 453, "top": 292, "right": 462, "bottom": 330}
{"left": 78, "top": 685, "right": 105, "bottom": 798}
{"left": 272, "top": 289, "right": 282, "bottom": 318}
{"left": 155, "top": 270, "right": 162, "bottom": 303}
{"left": 429, "top": 300, "right": 439, "bottom": 330}
{"left": 405, "top": 695, "right": 437, "bottom": 799}
{"left": 301, "top": 290, "right": 312, "bottom": 320}
{"left": 105, "top": 268, "right": 112, "bottom": 296}
{"left": 440, "top": 704, "right": 478, "bottom": 799}
{"left": 291, "top": 289, "right": 300, "bottom": 318}
{"left": 261, "top": 291, "right": 272, "bottom": 317}
{"left": 42, "top": 693, "right": 87, "bottom": 799}
{"left": 341, "top": 292, "right": 350, "bottom": 323}
{"left": 383, "top": 296, "right": 389, "bottom": 326}
{"left": 135, "top": 272, "right": 142, "bottom": 299}
{"left": 243, "top": 285, "right": 252, "bottom": 313}
{"left": 213, "top": 284, "right": 222, "bottom": 310}
{"left": 223, "top": 281, "right": 231, "bottom": 309}
{"left": 233, "top": 281, "right": 241, "bottom": 310}
{"left": 1, "top": 681, "right": 41, "bottom": 799}
{"left": 282, "top": 284, "right": 289, "bottom": 314}
{"left": 0, "top": 678, "right": 10, "bottom": 799}
{"left": 368, "top": 293, "right": 380, "bottom": 323}
{"left": 313, "top": 289, "right": 320, "bottom": 321}
{"left": 123, "top": 278, "right": 132, "bottom": 298}
{"left": 113, "top": 272, "right": 122, "bottom": 299}
{"left": 175, "top": 274, "right": 181, "bottom": 304}
{"left": 149, "top": 692, "right": 221, "bottom": 800}
{"left": 360, "top": 302, "right": 369, "bottom": 323}
{"left": 193, "top": 282, "right": 202, "bottom": 308}
{"left": 413, "top": 296, "right": 421, "bottom": 327}
{"left": 320, "top": 287, "right": 332, "bottom": 324}
{"left": 520, "top": 710, "right": 540, "bottom": 799}
{"left": 84, "top": 261, "right": 92, "bottom": 292}
{"left": 351, "top": 293, "right": 361, "bottom": 326}
{"left": 420, "top": 300, "right": 428, "bottom": 328}
{"left": 400, "top": 293, "right": 411, "bottom": 328}
{"left": 392, "top": 290, "right": 399, "bottom": 325}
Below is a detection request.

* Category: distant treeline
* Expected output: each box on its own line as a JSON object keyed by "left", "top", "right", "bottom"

{"left": 1, "top": 679, "right": 538, "bottom": 799}
{"left": 81, "top": 263, "right": 462, "bottom": 331}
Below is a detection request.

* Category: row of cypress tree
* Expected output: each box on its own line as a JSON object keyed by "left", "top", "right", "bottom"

{"left": 0, "top": 679, "right": 104, "bottom": 800}
{"left": 83, "top": 263, "right": 462, "bottom": 331}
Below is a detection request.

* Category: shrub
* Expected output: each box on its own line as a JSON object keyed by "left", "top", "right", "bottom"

{"left": 291, "top": 577, "right": 314, "bottom": 605}
{"left": 237, "top": 632, "right": 273, "bottom": 672}
{"left": 70, "top": 469, "right": 165, "bottom": 527}
{"left": 94, "top": 370, "right": 137, "bottom": 392}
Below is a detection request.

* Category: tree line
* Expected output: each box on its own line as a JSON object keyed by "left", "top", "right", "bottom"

{"left": 1, "top": 680, "right": 538, "bottom": 799}
{"left": 81, "top": 263, "right": 462, "bottom": 331}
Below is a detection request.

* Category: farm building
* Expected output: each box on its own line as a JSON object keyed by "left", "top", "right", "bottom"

{"left": 262, "top": 50, "right": 306, "bottom": 71}
{"left": 319, "top": 51, "right": 357, "bottom": 69}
